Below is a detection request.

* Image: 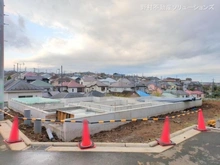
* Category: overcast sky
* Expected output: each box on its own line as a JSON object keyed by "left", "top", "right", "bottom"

{"left": 4, "top": 0, "right": 220, "bottom": 82}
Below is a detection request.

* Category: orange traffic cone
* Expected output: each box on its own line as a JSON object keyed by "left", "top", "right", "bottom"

{"left": 156, "top": 116, "right": 175, "bottom": 146}
{"left": 194, "top": 109, "right": 209, "bottom": 131}
{"left": 78, "top": 119, "right": 95, "bottom": 149}
{"left": 5, "top": 116, "right": 22, "bottom": 143}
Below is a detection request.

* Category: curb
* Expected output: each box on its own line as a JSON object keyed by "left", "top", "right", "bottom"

{"left": 30, "top": 125, "right": 197, "bottom": 148}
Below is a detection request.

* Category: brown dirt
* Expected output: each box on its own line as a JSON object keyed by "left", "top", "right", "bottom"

{"left": 4, "top": 110, "right": 62, "bottom": 142}
{"left": 74, "top": 100, "right": 220, "bottom": 143}
{"left": 3, "top": 100, "right": 220, "bottom": 142}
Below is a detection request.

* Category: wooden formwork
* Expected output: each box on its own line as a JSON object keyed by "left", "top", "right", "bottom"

{"left": 56, "top": 110, "right": 74, "bottom": 121}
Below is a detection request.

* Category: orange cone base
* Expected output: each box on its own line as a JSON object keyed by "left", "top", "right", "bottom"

{"left": 156, "top": 138, "right": 176, "bottom": 146}
{"left": 4, "top": 139, "right": 23, "bottom": 144}
{"left": 78, "top": 141, "right": 95, "bottom": 149}
{"left": 194, "top": 127, "right": 210, "bottom": 132}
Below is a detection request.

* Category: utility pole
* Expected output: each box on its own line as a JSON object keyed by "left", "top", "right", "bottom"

{"left": 0, "top": 0, "right": 4, "bottom": 120}
{"left": 61, "top": 65, "right": 63, "bottom": 86}
{"left": 16, "top": 63, "right": 19, "bottom": 79}
{"left": 212, "top": 78, "right": 215, "bottom": 97}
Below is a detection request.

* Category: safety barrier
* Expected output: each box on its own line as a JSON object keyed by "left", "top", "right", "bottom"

{"left": 0, "top": 109, "right": 198, "bottom": 124}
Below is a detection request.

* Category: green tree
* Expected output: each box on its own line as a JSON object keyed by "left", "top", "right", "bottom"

{"left": 7, "top": 75, "right": 12, "bottom": 80}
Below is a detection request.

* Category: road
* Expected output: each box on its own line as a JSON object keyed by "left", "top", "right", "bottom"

{"left": 0, "top": 132, "right": 220, "bottom": 165}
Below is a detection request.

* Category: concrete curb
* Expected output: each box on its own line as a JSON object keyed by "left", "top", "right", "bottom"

{"left": 0, "top": 120, "right": 28, "bottom": 151}
{"left": 5, "top": 120, "right": 32, "bottom": 146}
{"left": 0, "top": 120, "right": 208, "bottom": 153}
{"left": 30, "top": 125, "right": 198, "bottom": 148}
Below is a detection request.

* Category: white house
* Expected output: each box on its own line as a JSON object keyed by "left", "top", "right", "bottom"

{"left": 67, "top": 80, "right": 85, "bottom": 93}
{"left": 99, "top": 78, "right": 116, "bottom": 86}
{"left": 85, "top": 81, "right": 108, "bottom": 93}
{"left": 109, "top": 81, "right": 134, "bottom": 93}
{"left": 79, "top": 76, "right": 96, "bottom": 86}
{"left": 4, "top": 80, "right": 43, "bottom": 102}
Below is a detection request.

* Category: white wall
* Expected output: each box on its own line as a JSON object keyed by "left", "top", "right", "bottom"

{"left": 86, "top": 85, "right": 107, "bottom": 93}
{"left": 4, "top": 91, "right": 42, "bottom": 102}
{"left": 8, "top": 100, "right": 50, "bottom": 118}
{"left": 62, "top": 99, "right": 202, "bottom": 141}
{"left": 109, "top": 87, "right": 133, "bottom": 93}
{"left": 67, "top": 87, "right": 77, "bottom": 93}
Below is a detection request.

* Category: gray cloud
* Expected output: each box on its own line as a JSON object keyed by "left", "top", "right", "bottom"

{"left": 4, "top": 16, "right": 31, "bottom": 48}
{"left": 5, "top": 0, "right": 220, "bottom": 80}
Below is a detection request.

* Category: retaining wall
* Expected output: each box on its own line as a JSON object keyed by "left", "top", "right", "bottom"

{"left": 62, "top": 100, "right": 202, "bottom": 141}
{"left": 8, "top": 100, "right": 50, "bottom": 118}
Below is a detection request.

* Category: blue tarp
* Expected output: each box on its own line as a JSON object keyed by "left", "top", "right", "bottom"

{"left": 136, "top": 90, "right": 150, "bottom": 97}
{"left": 138, "top": 97, "right": 199, "bottom": 103}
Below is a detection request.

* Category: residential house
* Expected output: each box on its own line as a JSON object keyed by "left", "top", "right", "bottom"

{"left": 113, "top": 73, "right": 125, "bottom": 79}
{"left": 21, "top": 72, "right": 37, "bottom": 79}
{"left": 167, "top": 82, "right": 177, "bottom": 90}
{"left": 4, "top": 79, "right": 43, "bottom": 102}
{"left": 135, "top": 82, "right": 147, "bottom": 92}
{"left": 109, "top": 81, "right": 134, "bottom": 93}
{"left": 24, "top": 76, "right": 49, "bottom": 83}
{"left": 185, "top": 90, "right": 204, "bottom": 98}
{"left": 145, "top": 77, "right": 160, "bottom": 82}
{"left": 51, "top": 92, "right": 84, "bottom": 99}
{"left": 170, "top": 90, "right": 189, "bottom": 98}
{"left": 85, "top": 81, "right": 108, "bottom": 93}
{"left": 79, "top": 76, "right": 96, "bottom": 86}
{"left": 31, "top": 80, "right": 53, "bottom": 91}
{"left": 99, "top": 78, "right": 116, "bottom": 86}
{"left": 41, "top": 73, "right": 52, "bottom": 79}
{"left": 55, "top": 80, "right": 85, "bottom": 93}
{"left": 163, "top": 77, "right": 181, "bottom": 82}
{"left": 70, "top": 76, "right": 82, "bottom": 83}
{"left": 67, "top": 80, "right": 85, "bottom": 93}
{"left": 51, "top": 77, "right": 72, "bottom": 86}
{"left": 187, "top": 81, "right": 203, "bottom": 91}
{"left": 144, "top": 81, "right": 162, "bottom": 95}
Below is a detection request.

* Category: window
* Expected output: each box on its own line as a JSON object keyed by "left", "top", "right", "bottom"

{"left": 77, "top": 88, "right": 83, "bottom": 92}
{"left": 101, "top": 87, "right": 105, "bottom": 91}
{"left": 18, "top": 95, "right": 33, "bottom": 98}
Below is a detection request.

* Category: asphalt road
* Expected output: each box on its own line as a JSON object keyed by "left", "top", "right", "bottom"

{"left": 0, "top": 132, "right": 220, "bottom": 165}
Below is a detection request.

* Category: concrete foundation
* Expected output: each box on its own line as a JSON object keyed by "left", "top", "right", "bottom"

{"left": 61, "top": 99, "right": 202, "bottom": 141}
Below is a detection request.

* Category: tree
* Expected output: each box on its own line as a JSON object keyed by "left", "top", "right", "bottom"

{"left": 7, "top": 75, "right": 12, "bottom": 80}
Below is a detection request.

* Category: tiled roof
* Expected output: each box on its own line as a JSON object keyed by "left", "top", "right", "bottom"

{"left": 25, "top": 76, "right": 43, "bottom": 81}
{"left": 67, "top": 80, "right": 84, "bottom": 88}
{"left": 185, "top": 90, "right": 203, "bottom": 95}
{"left": 51, "top": 92, "right": 84, "bottom": 99}
{"left": 4, "top": 80, "right": 43, "bottom": 91}
{"left": 82, "top": 76, "right": 96, "bottom": 82}
{"left": 99, "top": 78, "right": 116, "bottom": 83}
{"left": 57, "top": 80, "right": 84, "bottom": 88}
{"left": 31, "top": 80, "right": 53, "bottom": 88}
{"left": 86, "top": 81, "right": 108, "bottom": 87}
{"left": 24, "top": 72, "right": 37, "bottom": 77}
{"left": 110, "top": 81, "right": 134, "bottom": 88}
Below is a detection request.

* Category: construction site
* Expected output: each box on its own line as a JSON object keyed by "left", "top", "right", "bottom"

{"left": 3, "top": 96, "right": 206, "bottom": 142}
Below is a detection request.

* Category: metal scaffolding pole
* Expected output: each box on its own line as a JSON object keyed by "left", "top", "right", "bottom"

{"left": 0, "top": 0, "right": 4, "bottom": 120}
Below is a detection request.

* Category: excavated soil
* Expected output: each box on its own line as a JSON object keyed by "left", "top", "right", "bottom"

{"left": 4, "top": 100, "right": 220, "bottom": 142}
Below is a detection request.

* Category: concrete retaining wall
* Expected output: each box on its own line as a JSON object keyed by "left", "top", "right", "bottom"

{"left": 29, "top": 102, "right": 65, "bottom": 110}
{"left": 8, "top": 100, "right": 49, "bottom": 119}
{"left": 62, "top": 100, "right": 202, "bottom": 141}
